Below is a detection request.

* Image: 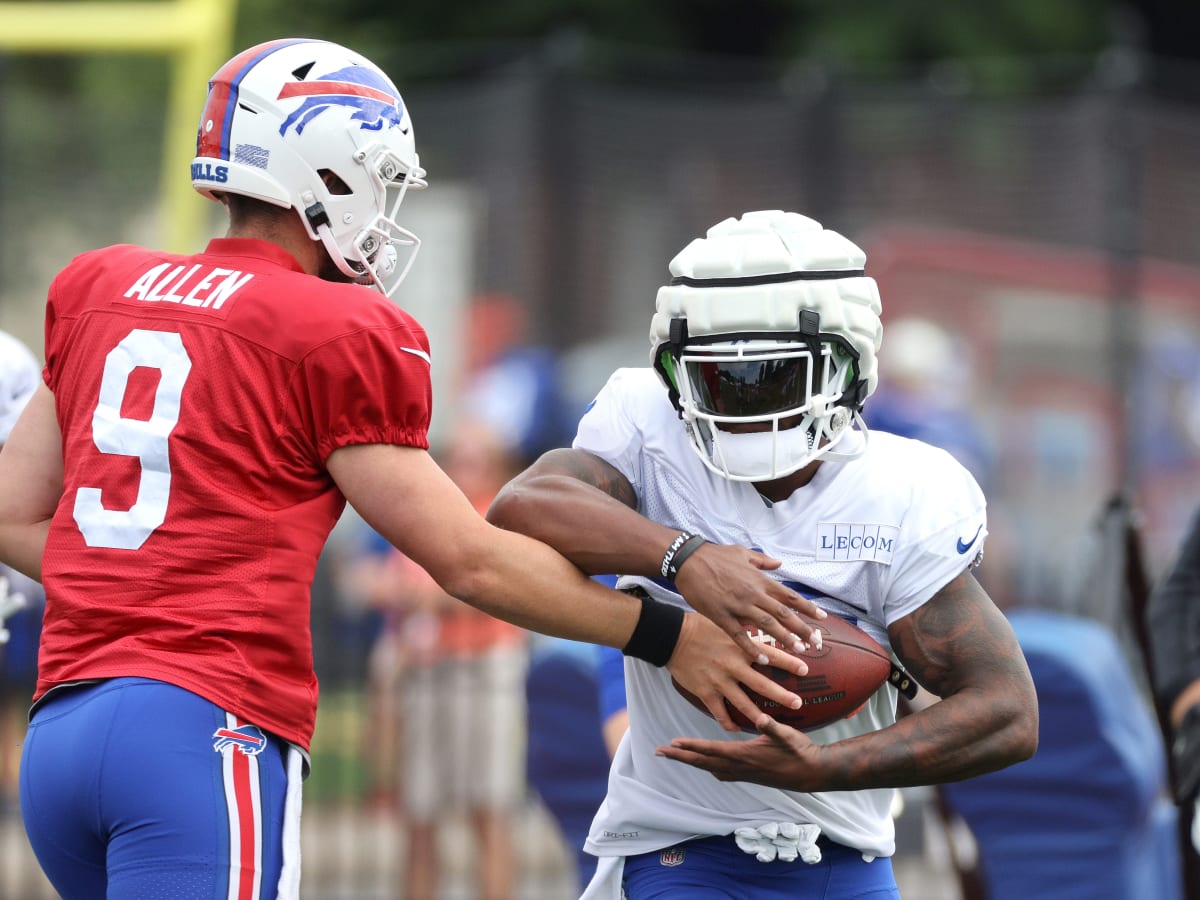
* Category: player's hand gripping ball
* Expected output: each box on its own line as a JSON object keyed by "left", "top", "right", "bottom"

{"left": 674, "top": 613, "right": 892, "bottom": 732}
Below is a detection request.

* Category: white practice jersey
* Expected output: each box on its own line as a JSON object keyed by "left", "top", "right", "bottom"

{"left": 575, "top": 368, "right": 987, "bottom": 860}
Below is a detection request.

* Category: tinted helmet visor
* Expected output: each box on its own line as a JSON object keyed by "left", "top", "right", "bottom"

{"left": 684, "top": 349, "right": 815, "bottom": 418}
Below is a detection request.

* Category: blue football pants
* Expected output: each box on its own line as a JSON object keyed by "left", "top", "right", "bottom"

{"left": 622, "top": 833, "right": 902, "bottom": 899}
{"left": 20, "top": 677, "right": 290, "bottom": 900}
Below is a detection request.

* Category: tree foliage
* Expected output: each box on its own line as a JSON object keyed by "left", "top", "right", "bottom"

{"left": 235, "top": 0, "right": 1120, "bottom": 85}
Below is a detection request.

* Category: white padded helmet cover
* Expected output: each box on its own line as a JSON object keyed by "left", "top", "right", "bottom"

{"left": 650, "top": 210, "right": 883, "bottom": 402}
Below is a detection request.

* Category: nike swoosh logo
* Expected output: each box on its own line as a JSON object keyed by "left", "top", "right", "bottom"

{"left": 400, "top": 346, "right": 431, "bottom": 364}
{"left": 956, "top": 524, "right": 983, "bottom": 555}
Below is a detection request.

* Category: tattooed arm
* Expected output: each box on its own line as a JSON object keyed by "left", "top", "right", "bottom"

{"left": 487, "top": 448, "right": 827, "bottom": 660}
{"left": 656, "top": 570, "right": 1039, "bottom": 790}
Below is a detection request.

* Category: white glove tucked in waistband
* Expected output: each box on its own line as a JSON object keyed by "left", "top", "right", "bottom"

{"left": 733, "top": 822, "right": 822, "bottom": 864}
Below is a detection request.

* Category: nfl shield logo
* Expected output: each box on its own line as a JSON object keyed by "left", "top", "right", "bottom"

{"left": 659, "top": 847, "right": 686, "bottom": 867}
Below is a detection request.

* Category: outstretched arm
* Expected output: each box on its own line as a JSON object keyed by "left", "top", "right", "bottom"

{"left": 488, "top": 447, "right": 827, "bottom": 659}
{"left": 327, "top": 442, "right": 806, "bottom": 731}
{"left": 657, "top": 570, "right": 1039, "bottom": 789}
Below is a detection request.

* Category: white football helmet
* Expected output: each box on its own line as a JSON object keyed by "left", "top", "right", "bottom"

{"left": 650, "top": 210, "right": 883, "bottom": 482}
{"left": 192, "top": 39, "right": 427, "bottom": 297}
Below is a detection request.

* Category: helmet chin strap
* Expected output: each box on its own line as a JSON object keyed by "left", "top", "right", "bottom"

{"left": 306, "top": 216, "right": 392, "bottom": 293}
{"left": 818, "top": 410, "right": 870, "bottom": 462}
{"left": 300, "top": 195, "right": 360, "bottom": 284}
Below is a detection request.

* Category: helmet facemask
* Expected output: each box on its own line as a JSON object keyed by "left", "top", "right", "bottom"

{"left": 656, "top": 329, "right": 867, "bottom": 482}
{"left": 304, "top": 141, "right": 426, "bottom": 297}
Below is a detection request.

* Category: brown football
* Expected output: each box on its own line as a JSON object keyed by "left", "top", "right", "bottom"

{"left": 673, "top": 612, "right": 892, "bottom": 732}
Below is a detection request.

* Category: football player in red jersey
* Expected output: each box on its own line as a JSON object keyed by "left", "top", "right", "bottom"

{"left": 0, "top": 39, "right": 825, "bottom": 900}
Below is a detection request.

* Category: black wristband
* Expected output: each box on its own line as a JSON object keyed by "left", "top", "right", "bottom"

{"left": 667, "top": 534, "right": 708, "bottom": 581}
{"left": 661, "top": 531, "right": 707, "bottom": 581}
{"left": 621, "top": 591, "right": 686, "bottom": 667}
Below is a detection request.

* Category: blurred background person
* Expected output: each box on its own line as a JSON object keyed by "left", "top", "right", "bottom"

{"left": 1134, "top": 333, "right": 1200, "bottom": 575}
{"left": 451, "top": 293, "right": 623, "bottom": 893}
{"left": 339, "top": 289, "right": 580, "bottom": 897}
{"left": 863, "top": 316, "right": 1014, "bottom": 611}
{"left": 0, "top": 329, "right": 43, "bottom": 816}
{"left": 458, "top": 292, "right": 577, "bottom": 468}
{"left": 350, "top": 416, "right": 531, "bottom": 900}
{"left": 863, "top": 316, "right": 994, "bottom": 490}
{"left": 524, "top": 576, "right": 625, "bottom": 895}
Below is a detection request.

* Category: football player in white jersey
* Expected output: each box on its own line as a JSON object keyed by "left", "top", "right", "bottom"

{"left": 488, "top": 210, "right": 1038, "bottom": 899}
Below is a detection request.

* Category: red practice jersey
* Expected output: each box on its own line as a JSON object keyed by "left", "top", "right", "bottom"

{"left": 36, "top": 238, "right": 432, "bottom": 750}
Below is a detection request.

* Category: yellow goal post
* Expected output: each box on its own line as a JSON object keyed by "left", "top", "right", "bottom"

{"left": 0, "top": 0, "right": 237, "bottom": 252}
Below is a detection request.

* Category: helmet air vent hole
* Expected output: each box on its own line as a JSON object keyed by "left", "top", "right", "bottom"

{"left": 317, "top": 169, "right": 352, "bottom": 195}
